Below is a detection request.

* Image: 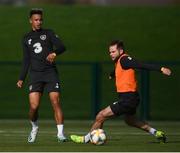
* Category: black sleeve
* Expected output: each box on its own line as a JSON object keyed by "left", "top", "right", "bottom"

{"left": 19, "top": 38, "right": 30, "bottom": 81}
{"left": 49, "top": 30, "right": 66, "bottom": 55}
{"left": 120, "top": 55, "right": 161, "bottom": 71}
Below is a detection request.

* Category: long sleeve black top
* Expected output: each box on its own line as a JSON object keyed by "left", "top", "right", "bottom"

{"left": 120, "top": 55, "right": 161, "bottom": 71}
{"left": 19, "top": 29, "right": 66, "bottom": 81}
{"left": 109, "top": 54, "right": 161, "bottom": 78}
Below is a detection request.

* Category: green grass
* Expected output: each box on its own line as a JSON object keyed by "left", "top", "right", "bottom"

{"left": 0, "top": 120, "right": 180, "bottom": 151}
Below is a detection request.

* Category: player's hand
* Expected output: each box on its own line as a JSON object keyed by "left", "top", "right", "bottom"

{"left": 109, "top": 75, "right": 113, "bottom": 80}
{"left": 46, "top": 53, "right": 56, "bottom": 63}
{"left": 17, "top": 80, "right": 23, "bottom": 88}
{"left": 109, "top": 71, "right": 115, "bottom": 80}
{"left": 161, "top": 67, "right": 171, "bottom": 76}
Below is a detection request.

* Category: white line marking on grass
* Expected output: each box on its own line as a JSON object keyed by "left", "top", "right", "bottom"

{"left": 0, "top": 130, "right": 5, "bottom": 133}
{"left": 2, "top": 134, "right": 27, "bottom": 137}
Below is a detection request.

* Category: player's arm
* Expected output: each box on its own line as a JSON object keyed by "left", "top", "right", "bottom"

{"left": 46, "top": 30, "right": 66, "bottom": 63}
{"left": 17, "top": 38, "right": 30, "bottom": 88}
{"left": 120, "top": 56, "right": 171, "bottom": 76}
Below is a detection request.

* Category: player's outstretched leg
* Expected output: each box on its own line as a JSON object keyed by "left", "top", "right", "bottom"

{"left": 71, "top": 106, "right": 113, "bottom": 144}
{"left": 28, "top": 127, "right": 39, "bottom": 143}
{"left": 155, "top": 130, "right": 167, "bottom": 143}
{"left": 124, "top": 114, "right": 167, "bottom": 143}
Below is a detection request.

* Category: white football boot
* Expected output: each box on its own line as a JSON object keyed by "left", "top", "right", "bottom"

{"left": 28, "top": 127, "right": 38, "bottom": 143}
{"left": 57, "top": 134, "right": 67, "bottom": 142}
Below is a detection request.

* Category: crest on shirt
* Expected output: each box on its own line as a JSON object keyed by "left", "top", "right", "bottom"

{"left": 40, "top": 35, "right": 46, "bottom": 40}
{"left": 113, "top": 101, "right": 118, "bottom": 105}
{"left": 128, "top": 56, "right": 132, "bottom": 60}
{"left": 28, "top": 39, "right": 32, "bottom": 45}
{"left": 29, "top": 85, "right": 32, "bottom": 91}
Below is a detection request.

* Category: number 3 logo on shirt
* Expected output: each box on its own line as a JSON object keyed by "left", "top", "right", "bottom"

{"left": 33, "top": 42, "right": 42, "bottom": 53}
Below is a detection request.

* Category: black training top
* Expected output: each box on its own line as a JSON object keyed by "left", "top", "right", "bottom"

{"left": 19, "top": 28, "right": 66, "bottom": 81}
{"left": 109, "top": 53, "right": 161, "bottom": 79}
{"left": 120, "top": 54, "right": 161, "bottom": 71}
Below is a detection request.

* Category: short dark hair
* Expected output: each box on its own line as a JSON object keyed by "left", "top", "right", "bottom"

{"left": 109, "top": 40, "right": 125, "bottom": 50}
{"left": 29, "top": 8, "right": 43, "bottom": 18}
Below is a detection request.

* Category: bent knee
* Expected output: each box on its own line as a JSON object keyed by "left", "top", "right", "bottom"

{"left": 51, "top": 99, "right": 60, "bottom": 106}
{"left": 30, "top": 105, "right": 38, "bottom": 111}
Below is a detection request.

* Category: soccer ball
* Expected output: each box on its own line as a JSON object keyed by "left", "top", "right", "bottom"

{"left": 90, "top": 129, "right": 106, "bottom": 145}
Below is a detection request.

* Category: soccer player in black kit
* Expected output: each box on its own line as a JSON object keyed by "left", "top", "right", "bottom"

{"left": 17, "top": 8, "right": 67, "bottom": 142}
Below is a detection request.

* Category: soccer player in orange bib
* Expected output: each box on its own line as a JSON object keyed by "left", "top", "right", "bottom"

{"left": 70, "top": 40, "right": 171, "bottom": 144}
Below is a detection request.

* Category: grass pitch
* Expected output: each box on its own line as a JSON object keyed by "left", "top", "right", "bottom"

{"left": 0, "top": 120, "right": 179, "bottom": 151}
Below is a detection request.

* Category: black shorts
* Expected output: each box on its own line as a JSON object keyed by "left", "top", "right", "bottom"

{"left": 28, "top": 69, "right": 61, "bottom": 93}
{"left": 28, "top": 81, "right": 61, "bottom": 93}
{"left": 110, "top": 92, "right": 140, "bottom": 116}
